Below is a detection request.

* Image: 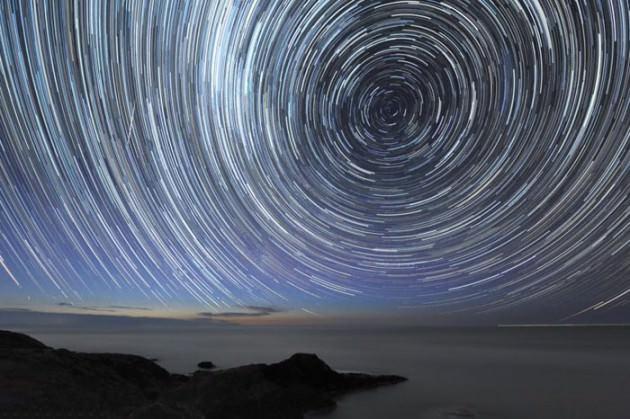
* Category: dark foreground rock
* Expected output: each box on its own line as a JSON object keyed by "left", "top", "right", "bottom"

{"left": 0, "top": 330, "right": 406, "bottom": 418}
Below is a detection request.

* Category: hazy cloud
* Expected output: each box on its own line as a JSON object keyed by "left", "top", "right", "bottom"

{"left": 56, "top": 302, "right": 152, "bottom": 312}
{"left": 198, "top": 306, "right": 284, "bottom": 318}
{"left": 107, "top": 305, "right": 152, "bottom": 311}
{"left": 0, "top": 308, "right": 231, "bottom": 333}
{"left": 57, "top": 302, "right": 115, "bottom": 312}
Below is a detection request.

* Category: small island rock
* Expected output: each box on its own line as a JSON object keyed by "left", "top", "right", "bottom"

{"left": 197, "top": 361, "right": 216, "bottom": 369}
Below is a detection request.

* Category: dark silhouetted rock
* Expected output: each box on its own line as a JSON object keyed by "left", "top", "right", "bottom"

{"left": 264, "top": 353, "right": 406, "bottom": 391}
{"left": 197, "top": 361, "right": 216, "bottom": 369}
{"left": 129, "top": 401, "right": 204, "bottom": 419}
{"left": 0, "top": 330, "right": 180, "bottom": 417}
{"left": 0, "top": 331, "right": 406, "bottom": 419}
{"left": 0, "top": 330, "right": 48, "bottom": 349}
{"left": 163, "top": 353, "right": 406, "bottom": 419}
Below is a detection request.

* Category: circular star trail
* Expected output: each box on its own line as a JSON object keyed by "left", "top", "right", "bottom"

{"left": 0, "top": 1, "right": 628, "bottom": 315}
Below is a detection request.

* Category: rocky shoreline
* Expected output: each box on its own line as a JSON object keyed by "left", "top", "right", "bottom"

{"left": 0, "top": 330, "right": 406, "bottom": 418}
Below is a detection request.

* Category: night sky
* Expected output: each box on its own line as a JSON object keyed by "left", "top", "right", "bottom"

{"left": 0, "top": 1, "right": 628, "bottom": 324}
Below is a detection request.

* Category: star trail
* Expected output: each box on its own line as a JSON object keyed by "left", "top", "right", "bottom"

{"left": 0, "top": 1, "right": 628, "bottom": 319}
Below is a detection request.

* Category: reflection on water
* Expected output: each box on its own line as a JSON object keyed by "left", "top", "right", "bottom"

{"left": 26, "top": 327, "right": 630, "bottom": 419}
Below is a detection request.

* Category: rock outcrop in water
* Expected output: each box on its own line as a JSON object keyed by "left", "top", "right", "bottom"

{"left": 197, "top": 361, "right": 216, "bottom": 369}
{"left": 0, "top": 330, "right": 406, "bottom": 418}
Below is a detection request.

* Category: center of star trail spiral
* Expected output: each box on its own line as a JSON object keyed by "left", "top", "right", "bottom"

{"left": 0, "top": 1, "right": 628, "bottom": 315}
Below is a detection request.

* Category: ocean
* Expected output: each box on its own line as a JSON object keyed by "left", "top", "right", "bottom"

{"left": 25, "top": 326, "right": 630, "bottom": 419}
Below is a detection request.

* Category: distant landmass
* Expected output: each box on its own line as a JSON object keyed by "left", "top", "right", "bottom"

{"left": 0, "top": 330, "right": 406, "bottom": 418}
{"left": 498, "top": 323, "right": 630, "bottom": 328}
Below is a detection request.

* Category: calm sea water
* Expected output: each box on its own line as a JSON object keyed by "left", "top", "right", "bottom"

{"left": 24, "top": 326, "right": 630, "bottom": 419}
